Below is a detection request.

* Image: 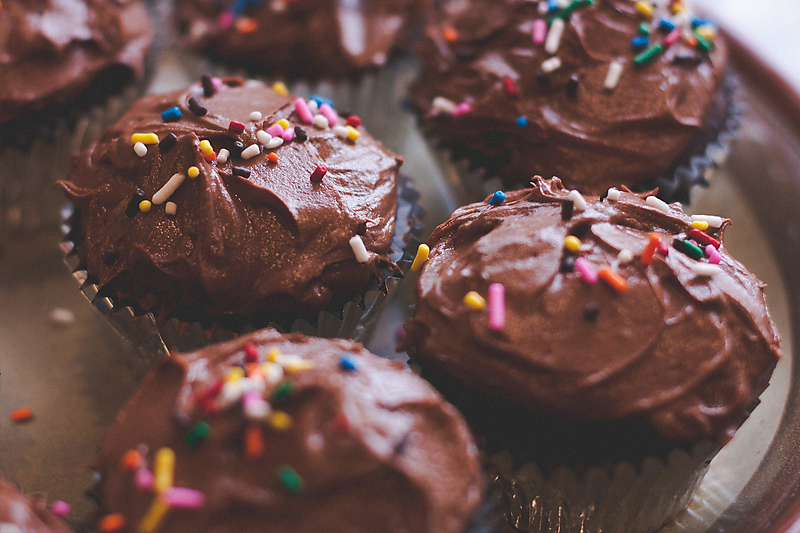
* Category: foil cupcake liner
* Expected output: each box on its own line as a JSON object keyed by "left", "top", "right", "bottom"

{"left": 61, "top": 176, "right": 425, "bottom": 366}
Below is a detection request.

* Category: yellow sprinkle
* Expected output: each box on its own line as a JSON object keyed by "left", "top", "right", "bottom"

{"left": 138, "top": 496, "right": 169, "bottom": 533}
{"left": 268, "top": 349, "right": 280, "bottom": 362}
{"left": 671, "top": 3, "right": 685, "bottom": 14}
{"left": 226, "top": 366, "right": 245, "bottom": 382}
{"left": 696, "top": 26, "right": 717, "bottom": 40}
{"left": 139, "top": 200, "right": 152, "bottom": 213}
{"left": 346, "top": 126, "right": 360, "bottom": 142}
{"left": 690, "top": 220, "right": 709, "bottom": 230}
{"left": 154, "top": 447, "right": 175, "bottom": 493}
{"left": 564, "top": 236, "right": 581, "bottom": 252}
{"left": 131, "top": 133, "right": 159, "bottom": 145}
{"left": 282, "top": 358, "right": 315, "bottom": 374}
{"left": 634, "top": 0, "right": 654, "bottom": 17}
{"left": 268, "top": 411, "right": 293, "bottom": 431}
{"left": 199, "top": 140, "right": 214, "bottom": 156}
{"left": 410, "top": 244, "right": 430, "bottom": 273}
{"left": 463, "top": 291, "right": 486, "bottom": 310}
{"left": 272, "top": 81, "right": 289, "bottom": 96}
{"left": 274, "top": 118, "right": 290, "bottom": 130}
{"left": 187, "top": 166, "right": 200, "bottom": 178}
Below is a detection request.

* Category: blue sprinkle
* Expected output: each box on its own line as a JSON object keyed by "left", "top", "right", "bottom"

{"left": 631, "top": 35, "right": 649, "bottom": 51}
{"left": 161, "top": 106, "right": 182, "bottom": 123}
{"left": 547, "top": 0, "right": 559, "bottom": 12}
{"left": 659, "top": 19, "right": 676, "bottom": 32}
{"left": 232, "top": 0, "right": 249, "bottom": 16}
{"left": 489, "top": 191, "right": 506, "bottom": 206}
{"left": 691, "top": 18, "right": 710, "bottom": 28}
{"left": 339, "top": 354, "right": 358, "bottom": 372}
{"left": 515, "top": 116, "right": 529, "bottom": 128}
{"left": 309, "top": 95, "right": 335, "bottom": 109}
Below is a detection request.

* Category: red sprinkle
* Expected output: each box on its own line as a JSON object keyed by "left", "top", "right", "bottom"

{"left": 502, "top": 77, "right": 517, "bottom": 97}
{"left": 122, "top": 449, "right": 143, "bottom": 470}
{"left": 228, "top": 121, "right": 245, "bottom": 134}
{"left": 11, "top": 408, "right": 33, "bottom": 422}
{"left": 310, "top": 166, "right": 327, "bottom": 183}
{"left": 244, "top": 342, "right": 259, "bottom": 363}
{"left": 656, "top": 240, "right": 670, "bottom": 256}
{"left": 99, "top": 514, "right": 126, "bottom": 532}
{"left": 688, "top": 229, "right": 721, "bottom": 249}
{"left": 203, "top": 152, "right": 216, "bottom": 163}
{"left": 346, "top": 115, "right": 362, "bottom": 128}
{"left": 334, "top": 412, "right": 350, "bottom": 433}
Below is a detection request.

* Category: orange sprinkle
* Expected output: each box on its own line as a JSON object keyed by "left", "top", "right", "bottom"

{"left": 267, "top": 152, "right": 279, "bottom": 163}
{"left": 203, "top": 152, "right": 216, "bottom": 163}
{"left": 640, "top": 233, "right": 660, "bottom": 266}
{"left": 598, "top": 267, "right": 629, "bottom": 293}
{"left": 245, "top": 362, "right": 261, "bottom": 377}
{"left": 235, "top": 17, "right": 258, "bottom": 34}
{"left": 244, "top": 423, "right": 264, "bottom": 458}
{"left": 442, "top": 26, "right": 459, "bottom": 42}
{"left": 122, "top": 449, "right": 143, "bottom": 471}
{"left": 99, "top": 513, "right": 126, "bottom": 532}
{"left": 11, "top": 408, "right": 33, "bottom": 423}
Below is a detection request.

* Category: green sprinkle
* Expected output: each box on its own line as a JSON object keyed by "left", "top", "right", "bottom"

{"left": 638, "top": 22, "right": 651, "bottom": 35}
{"left": 271, "top": 379, "right": 295, "bottom": 402}
{"left": 693, "top": 30, "right": 714, "bottom": 53}
{"left": 185, "top": 421, "right": 210, "bottom": 448}
{"left": 277, "top": 466, "right": 304, "bottom": 493}
{"left": 549, "top": 0, "right": 594, "bottom": 22}
{"left": 633, "top": 43, "right": 664, "bottom": 67}
{"left": 673, "top": 238, "right": 704, "bottom": 260}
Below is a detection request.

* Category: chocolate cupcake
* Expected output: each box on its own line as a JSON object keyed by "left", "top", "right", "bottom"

{"left": 59, "top": 77, "right": 418, "bottom": 359}
{"left": 92, "top": 329, "right": 482, "bottom": 533}
{"left": 0, "top": 0, "right": 154, "bottom": 237}
{"left": 409, "top": 0, "right": 736, "bottom": 203}
{"left": 0, "top": 477, "right": 71, "bottom": 533}
{"left": 403, "top": 178, "right": 782, "bottom": 532}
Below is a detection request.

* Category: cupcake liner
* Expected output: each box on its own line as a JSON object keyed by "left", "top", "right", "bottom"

{"left": 61, "top": 176, "right": 425, "bottom": 366}
{"left": 422, "top": 70, "right": 743, "bottom": 206}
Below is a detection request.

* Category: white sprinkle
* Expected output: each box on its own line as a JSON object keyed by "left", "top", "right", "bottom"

{"left": 249, "top": 111, "right": 263, "bottom": 122}
{"left": 333, "top": 125, "right": 349, "bottom": 139}
{"left": 244, "top": 398, "right": 270, "bottom": 420}
{"left": 568, "top": 190, "right": 587, "bottom": 213}
{"left": 349, "top": 235, "right": 370, "bottom": 263}
{"left": 256, "top": 130, "right": 272, "bottom": 145}
{"left": 606, "top": 187, "right": 621, "bottom": 201}
{"left": 645, "top": 195, "right": 670, "bottom": 213}
{"left": 691, "top": 214, "right": 724, "bottom": 228}
{"left": 134, "top": 142, "right": 148, "bottom": 157}
{"left": 306, "top": 433, "right": 325, "bottom": 453}
{"left": 263, "top": 363, "right": 284, "bottom": 386}
{"left": 219, "top": 381, "right": 244, "bottom": 407}
{"left": 239, "top": 376, "right": 267, "bottom": 394}
{"left": 241, "top": 144, "right": 260, "bottom": 160}
{"left": 691, "top": 263, "right": 722, "bottom": 277}
{"left": 538, "top": 1, "right": 548, "bottom": 14}
{"left": 307, "top": 100, "right": 319, "bottom": 114}
{"left": 541, "top": 56, "right": 562, "bottom": 73}
{"left": 49, "top": 307, "right": 75, "bottom": 326}
{"left": 165, "top": 201, "right": 177, "bottom": 216}
{"left": 265, "top": 137, "right": 283, "bottom": 149}
{"left": 313, "top": 115, "right": 329, "bottom": 129}
{"left": 617, "top": 249, "right": 634, "bottom": 265}
{"left": 545, "top": 17, "right": 565, "bottom": 54}
{"left": 557, "top": 0, "right": 569, "bottom": 6}
{"left": 604, "top": 60, "right": 624, "bottom": 90}
{"left": 216, "top": 148, "right": 230, "bottom": 164}
{"left": 431, "top": 96, "right": 457, "bottom": 115}
{"left": 152, "top": 173, "right": 186, "bottom": 205}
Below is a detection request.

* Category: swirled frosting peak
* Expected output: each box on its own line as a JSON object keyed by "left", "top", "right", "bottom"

{"left": 405, "top": 177, "right": 782, "bottom": 443}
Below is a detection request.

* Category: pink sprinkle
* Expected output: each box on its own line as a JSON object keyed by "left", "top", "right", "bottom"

{"left": 452, "top": 102, "right": 472, "bottom": 117}
{"left": 50, "top": 501, "right": 70, "bottom": 517}
{"left": 664, "top": 28, "right": 682, "bottom": 46}
{"left": 706, "top": 244, "right": 722, "bottom": 264}
{"left": 294, "top": 98, "right": 314, "bottom": 124}
{"left": 319, "top": 104, "right": 339, "bottom": 126}
{"left": 212, "top": 77, "right": 223, "bottom": 92}
{"left": 217, "top": 11, "right": 234, "bottom": 29}
{"left": 533, "top": 19, "right": 547, "bottom": 44}
{"left": 241, "top": 390, "right": 261, "bottom": 408}
{"left": 265, "top": 124, "right": 284, "bottom": 137}
{"left": 281, "top": 127, "right": 295, "bottom": 142}
{"left": 488, "top": 283, "right": 505, "bottom": 331}
{"left": 163, "top": 487, "right": 206, "bottom": 509}
{"left": 136, "top": 468, "right": 154, "bottom": 491}
{"left": 574, "top": 258, "right": 598, "bottom": 284}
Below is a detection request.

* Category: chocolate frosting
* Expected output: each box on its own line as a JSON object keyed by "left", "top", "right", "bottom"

{"left": 60, "top": 78, "right": 401, "bottom": 326}
{"left": 174, "top": 0, "right": 430, "bottom": 78}
{"left": 0, "top": 0, "right": 153, "bottom": 124}
{"left": 94, "top": 329, "right": 482, "bottom": 533}
{"left": 404, "top": 178, "right": 782, "bottom": 443}
{"left": 0, "top": 478, "right": 71, "bottom": 533}
{"left": 409, "top": 0, "right": 728, "bottom": 194}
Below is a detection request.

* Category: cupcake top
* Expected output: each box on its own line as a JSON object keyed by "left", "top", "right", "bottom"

{"left": 0, "top": 0, "right": 153, "bottom": 124}
{"left": 0, "top": 477, "right": 71, "bottom": 533}
{"left": 60, "top": 77, "right": 401, "bottom": 327}
{"left": 409, "top": 0, "right": 728, "bottom": 194}
{"left": 175, "top": 0, "right": 430, "bottom": 78}
{"left": 93, "top": 329, "right": 482, "bottom": 533}
{"left": 405, "top": 177, "right": 782, "bottom": 443}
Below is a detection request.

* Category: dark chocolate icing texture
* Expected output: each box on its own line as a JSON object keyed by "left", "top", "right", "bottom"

{"left": 175, "top": 0, "right": 430, "bottom": 78}
{"left": 409, "top": 0, "right": 729, "bottom": 194}
{"left": 0, "top": 0, "right": 153, "bottom": 124}
{"left": 0, "top": 478, "right": 71, "bottom": 533}
{"left": 405, "top": 177, "right": 782, "bottom": 443}
{"left": 94, "top": 329, "right": 482, "bottom": 533}
{"left": 60, "top": 78, "right": 401, "bottom": 327}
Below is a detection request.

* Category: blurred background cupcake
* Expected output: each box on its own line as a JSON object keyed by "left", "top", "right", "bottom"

{"left": 0, "top": 0, "right": 155, "bottom": 238}
{"left": 409, "top": 0, "right": 738, "bottom": 204}
{"left": 0, "top": 476, "right": 72, "bottom": 533}
{"left": 91, "top": 329, "right": 482, "bottom": 533}
{"left": 60, "top": 76, "right": 423, "bottom": 361}
{"left": 403, "top": 178, "right": 782, "bottom": 533}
